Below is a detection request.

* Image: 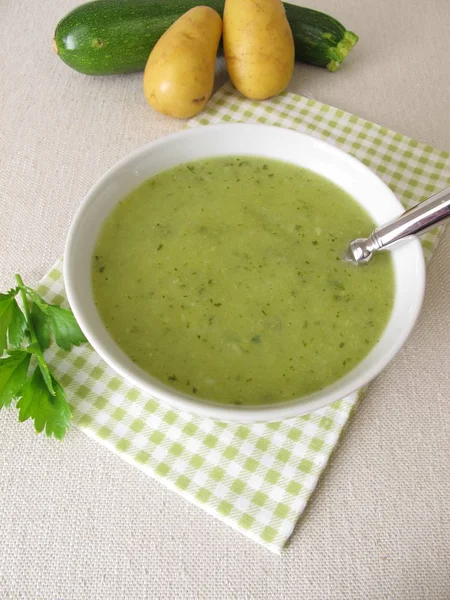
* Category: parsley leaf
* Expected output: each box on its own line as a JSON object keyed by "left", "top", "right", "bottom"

{"left": 26, "top": 342, "right": 56, "bottom": 396}
{"left": 26, "top": 289, "right": 87, "bottom": 350}
{"left": 8, "top": 299, "right": 27, "bottom": 347}
{"left": 0, "top": 291, "right": 16, "bottom": 355}
{"left": 0, "top": 290, "right": 26, "bottom": 352}
{"left": 0, "top": 351, "right": 31, "bottom": 409}
{"left": 0, "top": 275, "right": 88, "bottom": 439}
{"left": 43, "top": 305, "right": 87, "bottom": 350}
{"left": 31, "top": 302, "right": 51, "bottom": 349}
{"left": 16, "top": 367, "right": 71, "bottom": 440}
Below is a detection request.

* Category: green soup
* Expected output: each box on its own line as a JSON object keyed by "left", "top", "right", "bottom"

{"left": 92, "top": 156, "right": 394, "bottom": 406}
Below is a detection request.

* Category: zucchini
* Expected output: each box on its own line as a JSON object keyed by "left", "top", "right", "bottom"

{"left": 284, "top": 4, "right": 358, "bottom": 72}
{"left": 53, "top": 0, "right": 358, "bottom": 76}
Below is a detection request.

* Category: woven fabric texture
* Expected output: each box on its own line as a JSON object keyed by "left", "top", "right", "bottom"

{"left": 30, "top": 81, "right": 449, "bottom": 553}
{"left": 1, "top": 0, "right": 450, "bottom": 597}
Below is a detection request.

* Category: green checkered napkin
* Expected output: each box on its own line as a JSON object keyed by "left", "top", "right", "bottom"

{"left": 38, "top": 83, "right": 450, "bottom": 553}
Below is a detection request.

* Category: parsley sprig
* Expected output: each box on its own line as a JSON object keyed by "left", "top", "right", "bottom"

{"left": 0, "top": 275, "right": 87, "bottom": 439}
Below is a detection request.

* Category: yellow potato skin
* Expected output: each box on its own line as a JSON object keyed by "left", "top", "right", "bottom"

{"left": 223, "top": 0, "right": 295, "bottom": 100}
{"left": 143, "top": 7, "right": 222, "bottom": 119}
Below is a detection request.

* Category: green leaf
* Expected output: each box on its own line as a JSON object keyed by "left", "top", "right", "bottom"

{"left": 8, "top": 299, "right": 27, "bottom": 347}
{"left": 16, "top": 368, "right": 71, "bottom": 440}
{"left": 26, "top": 288, "right": 87, "bottom": 350}
{"left": 37, "top": 355, "right": 56, "bottom": 396}
{"left": 0, "top": 351, "right": 31, "bottom": 409}
{"left": 46, "top": 305, "right": 87, "bottom": 350}
{"left": 26, "top": 343, "right": 56, "bottom": 396}
{"left": 0, "top": 292, "right": 15, "bottom": 355}
{"left": 31, "top": 302, "right": 51, "bottom": 349}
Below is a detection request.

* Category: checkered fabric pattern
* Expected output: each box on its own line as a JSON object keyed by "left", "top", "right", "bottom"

{"left": 36, "top": 83, "right": 450, "bottom": 553}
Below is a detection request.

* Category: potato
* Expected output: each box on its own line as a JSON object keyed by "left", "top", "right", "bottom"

{"left": 223, "top": 0, "right": 294, "bottom": 100}
{"left": 143, "top": 7, "right": 222, "bottom": 119}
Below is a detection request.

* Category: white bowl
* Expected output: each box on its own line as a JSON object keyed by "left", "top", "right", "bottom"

{"left": 64, "top": 124, "right": 425, "bottom": 422}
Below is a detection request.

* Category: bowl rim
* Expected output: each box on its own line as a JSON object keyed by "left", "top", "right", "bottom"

{"left": 64, "top": 123, "right": 426, "bottom": 423}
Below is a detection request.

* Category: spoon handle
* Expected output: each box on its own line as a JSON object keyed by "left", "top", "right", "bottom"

{"left": 372, "top": 186, "right": 450, "bottom": 250}
{"left": 346, "top": 186, "right": 450, "bottom": 264}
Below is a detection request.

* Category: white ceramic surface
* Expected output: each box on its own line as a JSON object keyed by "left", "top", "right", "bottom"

{"left": 64, "top": 123, "right": 426, "bottom": 422}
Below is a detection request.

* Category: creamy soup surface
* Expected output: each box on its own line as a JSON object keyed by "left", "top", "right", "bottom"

{"left": 92, "top": 156, "right": 394, "bottom": 406}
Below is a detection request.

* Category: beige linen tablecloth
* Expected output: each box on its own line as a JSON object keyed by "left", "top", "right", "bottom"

{"left": 1, "top": 0, "right": 449, "bottom": 598}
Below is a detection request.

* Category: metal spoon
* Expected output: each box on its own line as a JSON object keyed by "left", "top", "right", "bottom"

{"left": 345, "top": 186, "right": 450, "bottom": 265}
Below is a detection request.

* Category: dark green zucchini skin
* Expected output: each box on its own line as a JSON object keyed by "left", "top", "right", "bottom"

{"left": 284, "top": 4, "right": 358, "bottom": 72}
{"left": 54, "top": 0, "right": 358, "bottom": 76}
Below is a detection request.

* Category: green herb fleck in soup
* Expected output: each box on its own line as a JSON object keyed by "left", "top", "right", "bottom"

{"left": 92, "top": 157, "right": 394, "bottom": 406}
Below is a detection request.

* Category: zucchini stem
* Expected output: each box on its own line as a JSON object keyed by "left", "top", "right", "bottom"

{"left": 327, "top": 31, "right": 359, "bottom": 72}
